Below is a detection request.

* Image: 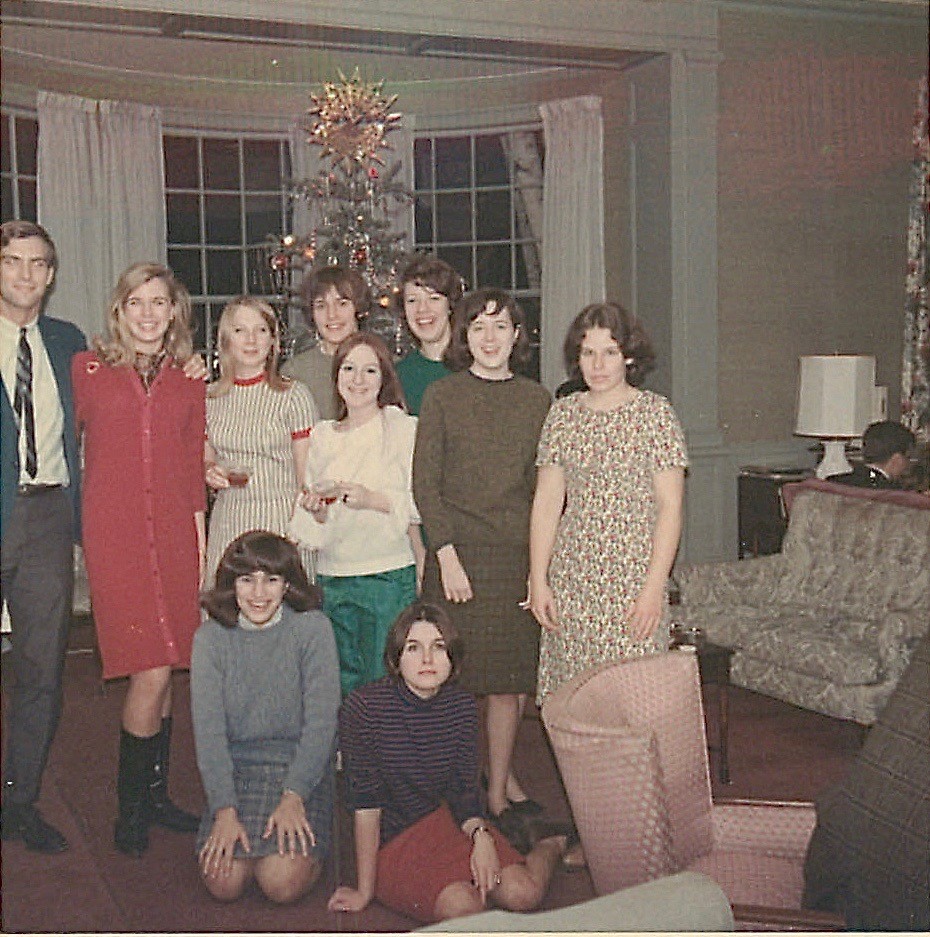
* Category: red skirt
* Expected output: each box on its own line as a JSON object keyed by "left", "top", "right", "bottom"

{"left": 375, "top": 804, "right": 523, "bottom": 923}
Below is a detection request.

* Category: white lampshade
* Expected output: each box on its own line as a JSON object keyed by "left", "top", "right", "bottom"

{"left": 795, "top": 355, "right": 875, "bottom": 438}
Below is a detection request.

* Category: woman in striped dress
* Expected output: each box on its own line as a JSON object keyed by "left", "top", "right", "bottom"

{"left": 204, "top": 297, "right": 317, "bottom": 583}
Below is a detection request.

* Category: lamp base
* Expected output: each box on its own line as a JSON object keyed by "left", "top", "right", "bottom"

{"left": 815, "top": 439, "right": 852, "bottom": 479}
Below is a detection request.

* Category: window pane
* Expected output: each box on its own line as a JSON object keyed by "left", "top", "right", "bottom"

{"left": 190, "top": 301, "right": 208, "bottom": 354}
{"left": 1, "top": 177, "right": 13, "bottom": 218}
{"left": 514, "top": 243, "right": 529, "bottom": 290}
{"left": 16, "top": 118, "right": 37, "bottom": 175}
{"left": 245, "top": 194, "right": 282, "bottom": 244}
{"left": 435, "top": 191, "right": 471, "bottom": 242}
{"left": 1, "top": 115, "right": 10, "bottom": 173}
{"left": 168, "top": 248, "right": 201, "bottom": 294}
{"left": 414, "top": 137, "right": 433, "bottom": 190}
{"left": 476, "top": 190, "right": 510, "bottom": 241}
{"left": 475, "top": 134, "right": 507, "bottom": 185}
{"left": 167, "top": 192, "right": 200, "bottom": 244}
{"left": 164, "top": 135, "right": 199, "bottom": 189}
{"left": 476, "top": 244, "right": 510, "bottom": 290}
{"left": 519, "top": 295, "right": 541, "bottom": 344}
{"left": 204, "top": 193, "right": 241, "bottom": 245}
{"left": 414, "top": 197, "right": 433, "bottom": 244}
{"left": 203, "top": 138, "right": 240, "bottom": 190}
{"left": 243, "top": 139, "right": 282, "bottom": 190}
{"left": 18, "top": 180, "right": 36, "bottom": 222}
{"left": 438, "top": 246, "right": 472, "bottom": 287}
{"left": 434, "top": 137, "right": 470, "bottom": 189}
{"left": 206, "top": 248, "right": 242, "bottom": 296}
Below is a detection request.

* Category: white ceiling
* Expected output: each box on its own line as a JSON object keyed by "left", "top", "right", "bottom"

{"left": 1, "top": 0, "right": 924, "bottom": 123}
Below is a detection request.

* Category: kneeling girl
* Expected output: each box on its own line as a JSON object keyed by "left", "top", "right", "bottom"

{"left": 192, "top": 531, "right": 340, "bottom": 903}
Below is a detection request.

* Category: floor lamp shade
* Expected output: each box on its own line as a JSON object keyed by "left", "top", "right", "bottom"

{"left": 795, "top": 355, "right": 876, "bottom": 478}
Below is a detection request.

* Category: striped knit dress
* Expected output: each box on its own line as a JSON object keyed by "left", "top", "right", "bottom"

{"left": 205, "top": 375, "right": 317, "bottom": 582}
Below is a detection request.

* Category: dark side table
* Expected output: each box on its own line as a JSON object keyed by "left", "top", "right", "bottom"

{"left": 673, "top": 638, "right": 735, "bottom": 784}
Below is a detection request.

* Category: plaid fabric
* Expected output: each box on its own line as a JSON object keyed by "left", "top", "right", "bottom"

{"left": 195, "top": 759, "right": 333, "bottom": 860}
{"left": 803, "top": 631, "right": 930, "bottom": 929}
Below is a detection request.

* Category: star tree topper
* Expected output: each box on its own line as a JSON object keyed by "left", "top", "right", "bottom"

{"left": 306, "top": 68, "right": 403, "bottom": 168}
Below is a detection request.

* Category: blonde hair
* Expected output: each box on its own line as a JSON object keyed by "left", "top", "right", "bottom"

{"left": 94, "top": 262, "right": 194, "bottom": 367}
{"left": 209, "top": 296, "right": 290, "bottom": 398}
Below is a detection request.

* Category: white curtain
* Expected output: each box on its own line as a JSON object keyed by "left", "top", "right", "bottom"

{"left": 539, "top": 95, "right": 606, "bottom": 391}
{"left": 37, "top": 92, "right": 166, "bottom": 342}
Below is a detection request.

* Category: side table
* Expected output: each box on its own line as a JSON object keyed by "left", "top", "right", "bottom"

{"left": 674, "top": 638, "right": 734, "bottom": 783}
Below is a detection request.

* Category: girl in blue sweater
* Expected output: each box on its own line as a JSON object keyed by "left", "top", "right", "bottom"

{"left": 192, "top": 531, "right": 339, "bottom": 903}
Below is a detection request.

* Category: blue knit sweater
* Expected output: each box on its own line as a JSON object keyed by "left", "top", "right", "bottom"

{"left": 191, "top": 605, "right": 340, "bottom": 817}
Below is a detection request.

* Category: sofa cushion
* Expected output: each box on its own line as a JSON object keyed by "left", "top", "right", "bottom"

{"left": 743, "top": 618, "right": 882, "bottom": 684}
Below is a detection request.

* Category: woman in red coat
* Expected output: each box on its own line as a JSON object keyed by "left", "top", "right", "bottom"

{"left": 73, "top": 262, "right": 206, "bottom": 857}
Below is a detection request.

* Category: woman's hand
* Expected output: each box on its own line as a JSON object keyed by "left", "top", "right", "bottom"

{"left": 299, "top": 488, "right": 331, "bottom": 524}
{"left": 625, "top": 581, "right": 665, "bottom": 641}
{"left": 469, "top": 828, "right": 501, "bottom": 904}
{"left": 436, "top": 545, "right": 473, "bottom": 603}
{"left": 204, "top": 461, "right": 230, "bottom": 490}
{"left": 528, "top": 579, "right": 561, "bottom": 631}
{"left": 328, "top": 885, "right": 373, "bottom": 913}
{"left": 335, "top": 482, "right": 391, "bottom": 513}
{"left": 263, "top": 790, "right": 315, "bottom": 857}
{"left": 182, "top": 354, "right": 208, "bottom": 381}
{"left": 199, "top": 807, "right": 250, "bottom": 878}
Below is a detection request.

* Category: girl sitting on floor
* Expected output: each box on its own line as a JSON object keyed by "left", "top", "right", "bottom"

{"left": 328, "top": 601, "right": 575, "bottom": 924}
{"left": 192, "top": 530, "right": 339, "bottom": 903}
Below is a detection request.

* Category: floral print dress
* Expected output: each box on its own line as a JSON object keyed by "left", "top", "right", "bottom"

{"left": 534, "top": 390, "right": 688, "bottom": 702}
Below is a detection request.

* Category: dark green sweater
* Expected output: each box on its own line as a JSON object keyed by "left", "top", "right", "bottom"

{"left": 413, "top": 370, "right": 551, "bottom": 549}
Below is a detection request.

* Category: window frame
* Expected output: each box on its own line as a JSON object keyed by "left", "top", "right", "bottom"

{"left": 411, "top": 123, "right": 543, "bottom": 376}
{"left": 1, "top": 108, "right": 39, "bottom": 222}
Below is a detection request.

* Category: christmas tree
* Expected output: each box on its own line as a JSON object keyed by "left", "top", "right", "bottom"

{"left": 259, "top": 70, "right": 414, "bottom": 356}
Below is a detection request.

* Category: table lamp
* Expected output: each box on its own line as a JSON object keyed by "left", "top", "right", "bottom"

{"left": 795, "top": 355, "right": 875, "bottom": 479}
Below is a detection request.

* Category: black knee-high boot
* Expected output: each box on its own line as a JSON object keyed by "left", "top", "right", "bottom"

{"left": 114, "top": 728, "right": 158, "bottom": 857}
{"left": 146, "top": 716, "right": 199, "bottom": 833}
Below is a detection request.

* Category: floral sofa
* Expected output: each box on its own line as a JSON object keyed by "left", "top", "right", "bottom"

{"left": 679, "top": 479, "right": 930, "bottom": 724}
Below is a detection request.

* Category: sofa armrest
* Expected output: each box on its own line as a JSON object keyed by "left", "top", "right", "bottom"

{"left": 679, "top": 555, "right": 784, "bottom": 609}
{"left": 711, "top": 799, "right": 816, "bottom": 860}
{"left": 875, "top": 611, "right": 930, "bottom": 678}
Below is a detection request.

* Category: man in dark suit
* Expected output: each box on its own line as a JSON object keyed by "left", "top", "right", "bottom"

{"left": 0, "top": 220, "right": 86, "bottom": 852}
{"left": 827, "top": 420, "right": 915, "bottom": 490}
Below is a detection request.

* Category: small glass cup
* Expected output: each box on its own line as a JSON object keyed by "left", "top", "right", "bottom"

{"left": 313, "top": 479, "right": 338, "bottom": 505}
{"left": 224, "top": 462, "right": 251, "bottom": 487}
{"left": 670, "top": 620, "right": 704, "bottom": 648}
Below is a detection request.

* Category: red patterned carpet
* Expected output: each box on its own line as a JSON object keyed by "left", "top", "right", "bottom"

{"left": 0, "top": 619, "right": 861, "bottom": 933}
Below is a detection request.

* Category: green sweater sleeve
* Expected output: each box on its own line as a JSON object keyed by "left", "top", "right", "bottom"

{"left": 413, "top": 381, "right": 455, "bottom": 550}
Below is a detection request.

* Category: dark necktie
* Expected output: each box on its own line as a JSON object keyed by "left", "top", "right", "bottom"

{"left": 14, "top": 327, "right": 38, "bottom": 478}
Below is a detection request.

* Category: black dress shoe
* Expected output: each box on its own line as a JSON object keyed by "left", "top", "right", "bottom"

{"left": 0, "top": 804, "right": 69, "bottom": 854}
{"left": 490, "top": 806, "right": 533, "bottom": 855}
{"left": 507, "top": 796, "right": 545, "bottom": 816}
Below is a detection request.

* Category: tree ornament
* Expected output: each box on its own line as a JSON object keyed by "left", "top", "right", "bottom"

{"left": 305, "top": 68, "right": 402, "bottom": 169}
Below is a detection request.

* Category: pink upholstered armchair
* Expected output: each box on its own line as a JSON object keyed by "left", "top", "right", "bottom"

{"left": 541, "top": 648, "right": 843, "bottom": 930}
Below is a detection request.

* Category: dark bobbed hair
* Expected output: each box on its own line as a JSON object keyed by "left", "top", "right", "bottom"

{"left": 862, "top": 420, "right": 916, "bottom": 464}
{"left": 300, "top": 265, "right": 372, "bottom": 325}
{"left": 331, "top": 332, "right": 407, "bottom": 421}
{"left": 383, "top": 601, "right": 463, "bottom": 683}
{"left": 395, "top": 256, "right": 466, "bottom": 311}
{"left": 201, "top": 530, "right": 321, "bottom": 628}
{"left": 444, "top": 288, "right": 531, "bottom": 372}
{"left": 1, "top": 220, "right": 57, "bottom": 270}
{"left": 563, "top": 302, "right": 656, "bottom": 387}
